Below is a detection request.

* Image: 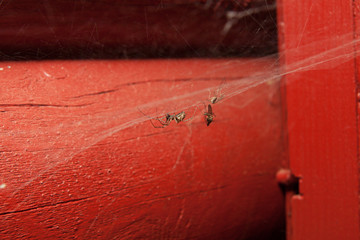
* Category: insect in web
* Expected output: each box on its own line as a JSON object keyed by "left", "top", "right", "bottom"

{"left": 138, "top": 107, "right": 198, "bottom": 128}
{"left": 204, "top": 104, "right": 215, "bottom": 126}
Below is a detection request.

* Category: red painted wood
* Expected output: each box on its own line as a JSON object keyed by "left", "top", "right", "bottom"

{"left": 0, "top": 58, "right": 285, "bottom": 239}
{"left": 278, "top": 0, "right": 360, "bottom": 239}
{"left": 0, "top": 0, "right": 277, "bottom": 59}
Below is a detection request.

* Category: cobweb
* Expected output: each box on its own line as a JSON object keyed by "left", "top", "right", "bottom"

{"left": 0, "top": 0, "right": 357, "bottom": 239}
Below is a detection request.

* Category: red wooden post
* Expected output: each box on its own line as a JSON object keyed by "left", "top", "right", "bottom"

{"left": 0, "top": 59, "right": 285, "bottom": 239}
{"left": 278, "top": 0, "right": 360, "bottom": 239}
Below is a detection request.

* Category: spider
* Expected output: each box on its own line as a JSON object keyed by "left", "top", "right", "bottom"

{"left": 208, "top": 87, "right": 224, "bottom": 104}
{"left": 204, "top": 104, "right": 215, "bottom": 126}
{"left": 138, "top": 107, "right": 197, "bottom": 128}
{"left": 154, "top": 111, "right": 186, "bottom": 128}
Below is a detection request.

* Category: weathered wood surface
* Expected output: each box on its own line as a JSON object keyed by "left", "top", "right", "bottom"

{"left": 0, "top": 58, "right": 285, "bottom": 239}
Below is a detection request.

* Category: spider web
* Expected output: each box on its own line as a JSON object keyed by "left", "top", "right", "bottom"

{"left": 0, "top": 0, "right": 357, "bottom": 239}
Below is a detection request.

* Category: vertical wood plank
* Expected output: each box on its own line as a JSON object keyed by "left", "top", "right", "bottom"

{"left": 278, "top": 0, "right": 360, "bottom": 239}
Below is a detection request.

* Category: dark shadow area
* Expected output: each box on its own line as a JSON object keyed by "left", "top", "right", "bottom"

{"left": 0, "top": 0, "right": 277, "bottom": 60}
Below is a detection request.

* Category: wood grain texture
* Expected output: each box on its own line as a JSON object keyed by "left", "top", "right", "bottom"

{"left": 278, "top": 0, "right": 360, "bottom": 239}
{"left": 0, "top": 58, "right": 285, "bottom": 239}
